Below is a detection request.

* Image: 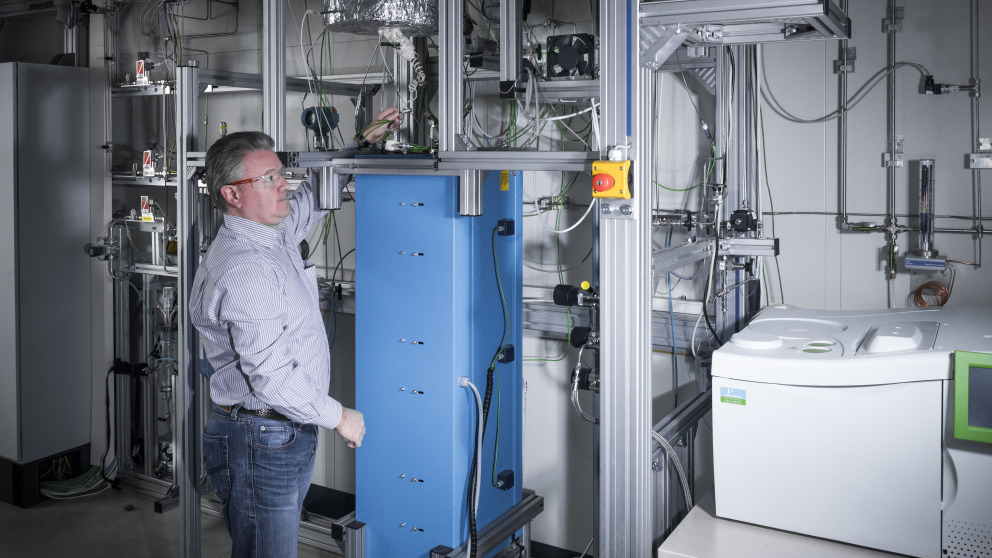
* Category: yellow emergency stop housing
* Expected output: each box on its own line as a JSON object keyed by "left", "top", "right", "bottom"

{"left": 591, "top": 160, "right": 632, "bottom": 199}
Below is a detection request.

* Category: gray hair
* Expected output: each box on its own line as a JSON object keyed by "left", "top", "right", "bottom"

{"left": 204, "top": 131, "right": 275, "bottom": 212}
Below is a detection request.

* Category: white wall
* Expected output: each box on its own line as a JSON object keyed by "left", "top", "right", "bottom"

{"left": 761, "top": 0, "right": 991, "bottom": 310}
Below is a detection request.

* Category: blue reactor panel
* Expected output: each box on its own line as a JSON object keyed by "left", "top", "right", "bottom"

{"left": 355, "top": 168, "right": 524, "bottom": 558}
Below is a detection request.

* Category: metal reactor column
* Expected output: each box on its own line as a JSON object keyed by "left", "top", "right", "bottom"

{"left": 355, "top": 169, "right": 524, "bottom": 557}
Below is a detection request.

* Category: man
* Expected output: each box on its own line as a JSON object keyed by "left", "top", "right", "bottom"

{"left": 190, "top": 107, "right": 402, "bottom": 557}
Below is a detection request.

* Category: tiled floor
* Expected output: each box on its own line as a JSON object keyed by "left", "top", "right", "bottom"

{"left": 0, "top": 487, "right": 332, "bottom": 557}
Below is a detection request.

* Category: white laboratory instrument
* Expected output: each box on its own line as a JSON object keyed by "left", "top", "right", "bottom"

{"left": 711, "top": 306, "right": 992, "bottom": 558}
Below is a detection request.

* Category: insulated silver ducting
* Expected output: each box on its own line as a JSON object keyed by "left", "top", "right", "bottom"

{"left": 322, "top": 0, "right": 438, "bottom": 36}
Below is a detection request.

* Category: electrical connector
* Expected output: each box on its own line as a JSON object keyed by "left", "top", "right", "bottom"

{"left": 700, "top": 119, "right": 713, "bottom": 142}
{"left": 458, "top": 376, "right": 471, "bottom": 387}
{"left": 384, "top": 140, "right": 413, "bottom": 153}
{"left": 496, "top": 344, "right": 515, "bottom": 364}
{"left": 923, "top": 75, "right": 976, "bottom": 95}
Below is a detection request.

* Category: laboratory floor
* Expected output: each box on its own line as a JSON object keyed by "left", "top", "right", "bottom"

{"left": 0, "top": 487, "right": 330, "bottom": 557}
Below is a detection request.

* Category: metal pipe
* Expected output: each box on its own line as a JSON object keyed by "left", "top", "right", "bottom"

{"left": 754, "top": 46, "right": 763, "bottom": 231}
{"left": 838, "top": 0, "right": 850, "bottom": 226}
{"left": 971, "top": 0, "right": 983, "bottom": 249}
{"left": 182, "top": 0, "right": 241, "bottom": 38}
{"left": 934, "top": 227, "right": 986, "bottom": 234}
{"left": 765, "top": 211, "right": 992, "bottom": 220}
{"left": 886, "top": 0, "right": 897, "bottom": 234}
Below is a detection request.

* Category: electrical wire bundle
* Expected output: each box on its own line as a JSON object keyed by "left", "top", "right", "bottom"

{"left": 40, "top": 460, "right": 119, "bottom": 501}
{"left": 462, "top": 225, "right": 513, "bottom": 558}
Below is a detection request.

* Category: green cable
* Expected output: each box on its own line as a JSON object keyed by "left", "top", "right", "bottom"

{"left": 359, "top": 119, "right": 392, "bottom": 142}
{"left": 757, "top": 55, "right": 785, "bottom": 303}
{"left": 654, "top": 150, "right": 715, "bottom": 192}
{"left": 173, "top": 14, "right": 183, "bottom": 65}
{"left": 322, "top": 211, "right": 333, "bottom": 246}
{"left": 489, "top": 228, "right": 510, "bottom": 486}
{"left": 489, "top": 229, "right": 510, "bottom": 369}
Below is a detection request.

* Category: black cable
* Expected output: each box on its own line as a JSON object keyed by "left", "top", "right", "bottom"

{"left": 327, "top": 248, "right": 355, "bottom": 352}
{"left": 99, "top": 366, "right": 120, "bottom": 490}
{"left": 482, "top": 228, "right": 508, "bottom": 430}
{"left": 467, "top": 446, "right": 479, "bottom": 558}
{"left": 701, "top": 235, "right": 724, "bottom": 345}
{"left": 468, "top": 226, "right": 513, "bottom": 558}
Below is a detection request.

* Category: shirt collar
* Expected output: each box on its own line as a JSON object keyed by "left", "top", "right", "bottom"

{"left": 222, "top": 214, "right": 282, "bottom": 248}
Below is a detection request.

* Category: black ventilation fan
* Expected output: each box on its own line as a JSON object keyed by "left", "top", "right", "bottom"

{"left": 546, "top": 34, "right": 595, "bottom": 79}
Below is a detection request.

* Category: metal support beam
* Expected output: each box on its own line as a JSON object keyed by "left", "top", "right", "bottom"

{"left": 318, "top": 167, "right": 341, "bottom": 210}
{"left": 263, "top": 0, "right": 285, "bottom": 149}
{"left": 429, "top": 492, "right": 544, "bottom": 557}
{"left": 598, "top": 0, "right": 654, "bottom": 555}
{"left": 500, "top": 0, "right": 521, "bottom": 83}
{"left": 280, "top": 149, "right": 598, "bottom": 173}
{"left": 175, "top": 63, "right": 201, "bottom": 558}
{"left": 438, "top": 0, "right": 464, "bottom": 151}
{"left": 720, "top": 236, "right": 779, "bottom": 257}
{"left": 340, "top": 518, "right": 366, "bottom": 557}
{"left": 459, "top": 169, "right": 486, "bottom": 216}
{"left": 652, "top": 239, "right": 714, "bottom": 276}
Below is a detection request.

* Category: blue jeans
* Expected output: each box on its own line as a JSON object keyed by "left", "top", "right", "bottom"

{"left": 203, "top": 406, "right": 318, "bottom": 558}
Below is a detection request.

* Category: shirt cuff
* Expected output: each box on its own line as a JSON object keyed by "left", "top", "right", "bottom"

{"left": 312, "top": 396, "right": 344, "bottom": 431}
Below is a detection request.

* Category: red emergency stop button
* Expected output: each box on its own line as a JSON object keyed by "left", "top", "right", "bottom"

{"left": 592, "top": 173, "right": 614, "bottom": 192}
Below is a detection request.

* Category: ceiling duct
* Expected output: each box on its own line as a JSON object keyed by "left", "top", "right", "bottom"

{"left": 322, "top": 0, "right": 438, "bottom": 37}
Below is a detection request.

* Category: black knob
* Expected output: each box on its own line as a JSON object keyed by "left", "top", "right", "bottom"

{"left": 570, "top": 327, "right": 590, "bottom": 348}
{"left": 553, "top": 284, "right": 581, "bottom": 307}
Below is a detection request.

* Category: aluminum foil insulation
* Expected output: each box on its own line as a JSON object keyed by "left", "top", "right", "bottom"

{"left": 322, "top": 0, "right": 438, "bottom": 37}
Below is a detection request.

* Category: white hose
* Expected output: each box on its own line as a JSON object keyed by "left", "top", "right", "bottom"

{"left": 533, "top": 198, "right": 597, "bottom": 235}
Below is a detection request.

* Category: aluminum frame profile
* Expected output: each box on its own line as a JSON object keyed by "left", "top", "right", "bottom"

{"left": 522, "top": 301, "right": 713, "bottom": 353}
{"left": 597, "top": 0, "right": 655, "bottom": 556}
{"left": 652, "top": 239, "right": 714, "bottom": 276}
{"left": 438, "top": 0, "right": 463, "bottom": 152}
{"left": 428, "top": 492, "right": 544, "bottom": 558}
{"left": 280, "top": 150, "right": 598, "bottom": 173}
{"left": 640, "top": 0, "right": 850, "bottom": 45}
{"left": 720, "top": 237, "right": 779, "bottom": 257}
{"left": 499, "top": 0, "right": 521, "bottom": 83}
{"left": 263, "top": 0, "right": 286, "bottom": 149}
{"left": 110, "top": 71, "right": 364, "bottom": 98}
{"left": 175, "top": 63, "right": 202, "bottom": 558}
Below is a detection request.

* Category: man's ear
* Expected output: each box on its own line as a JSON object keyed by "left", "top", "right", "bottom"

{"left": 220, "top": 184, "right": 241, "bottom": 208}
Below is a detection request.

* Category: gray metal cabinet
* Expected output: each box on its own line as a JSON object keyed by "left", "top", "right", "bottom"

{"left": 0, "top": 62, "right": 92, "bottom": 505}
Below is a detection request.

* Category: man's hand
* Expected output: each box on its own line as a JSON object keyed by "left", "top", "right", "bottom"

{"left": 361, "top": 107, "right": 403, "bottom": 143}
{"left": 335, "top": 407, "right": 366, "bottom": 448}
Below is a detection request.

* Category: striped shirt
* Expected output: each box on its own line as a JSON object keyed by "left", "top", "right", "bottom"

{"left": 190, "top": 171, "right": 342, "bottom": 430}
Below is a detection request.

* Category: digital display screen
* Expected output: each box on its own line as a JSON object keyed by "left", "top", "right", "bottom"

{"left": 954, "top": 351, "right": 992, "bottom": 443}
{"left": 969, "top": 366, "right": 992, "bottom": 429}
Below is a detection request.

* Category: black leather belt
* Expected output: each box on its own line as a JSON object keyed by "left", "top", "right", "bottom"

{"left": 218, "top": 405, "right": 290, "bottom": 422}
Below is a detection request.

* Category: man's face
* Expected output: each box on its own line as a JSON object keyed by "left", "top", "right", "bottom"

{"left": 225, "top": 150, "right": 291, "bottom": 227}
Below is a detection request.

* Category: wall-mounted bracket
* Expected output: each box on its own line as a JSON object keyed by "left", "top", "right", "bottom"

{"left": 833, "top": 46, "right": 856, "bottom": 74}
{"left": 883, "top": 6, "right": 904, "bottom": 32}
{"left": 883, "top": 135, "right": 905, "bottom": 168}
